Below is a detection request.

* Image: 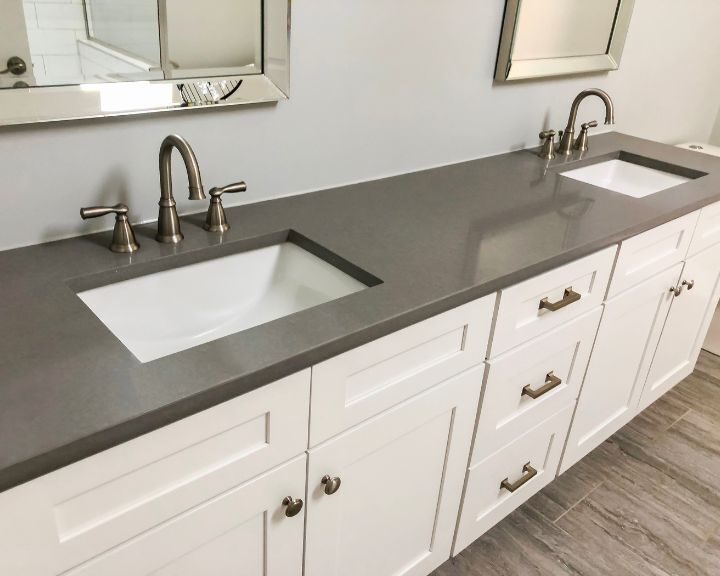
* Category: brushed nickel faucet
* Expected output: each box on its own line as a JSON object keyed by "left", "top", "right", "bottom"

{"left": 557, "top": 89, "right": 615, "bottom": 155}
{"left": 156, "top": 134, "right": 206, "bottom": 243}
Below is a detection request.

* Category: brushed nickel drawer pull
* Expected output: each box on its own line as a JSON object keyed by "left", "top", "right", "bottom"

{"left": 539, "top": 287, "right": 581, "bottom": 312}
{"left": 500, "top": 463, "right": 537, "bottom": 493}
{"left": 682, "top": 279, "right": 695, "bottom": 290}
{"left": 522, "top": 372, "right": 562, "bottom": 399}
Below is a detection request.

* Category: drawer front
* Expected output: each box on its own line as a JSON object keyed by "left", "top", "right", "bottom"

{"left": 472, "top": 308, "right": 601, "bottom": 464}
{"left": 489, "top": 247, "right": 616, "bottom": 358}
{"left": 688, "top": 201, "right": 720, "bottom": 257}
{"left": 0, "top": 370, "right": 310, "bottom": 576}
{"left": 608, "top": 212, "right": 699, "bottom": 297}
{"left": 309, "top": 295, "right": 495, "bottom": 446}
{"left": 453, "top": 405, "right": 574, "bottom": 555}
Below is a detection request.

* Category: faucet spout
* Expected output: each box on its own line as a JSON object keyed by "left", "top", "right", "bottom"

{"left": 558, "top": 89, "right": 615, "bottom": 155}
{"left": 157, "top": 134, "right": 206, "bottom": 243}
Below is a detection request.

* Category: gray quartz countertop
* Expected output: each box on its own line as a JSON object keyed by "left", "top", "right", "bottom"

{"left": 2, "top": 132, "right": 720, "bottom": 493}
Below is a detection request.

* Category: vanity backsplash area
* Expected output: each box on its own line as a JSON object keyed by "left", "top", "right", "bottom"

{"left": 3, "top": 0, "right": 720, "bottom": 575}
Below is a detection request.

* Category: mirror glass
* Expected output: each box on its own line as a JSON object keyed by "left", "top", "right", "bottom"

{"left": 0, "top": 0, "right": 262, "bottom": 89}
{"left": 496, "top": 0, "right": 635, "bottom": 82}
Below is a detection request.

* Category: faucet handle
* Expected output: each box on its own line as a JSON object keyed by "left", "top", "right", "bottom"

{"left": 574, "top": 120, "right": 598, "bottom": 152}
{"left": 80, "top": 203, "right": 140, "bottom": 253}
{"left": 538, "top": 130, "right": 557, "bottom": 160}
{"left": 204, "top": 181, "right": 247, "bottom": 232}
{"left": 209, "top": 181, "right": 247, "bottom": 198}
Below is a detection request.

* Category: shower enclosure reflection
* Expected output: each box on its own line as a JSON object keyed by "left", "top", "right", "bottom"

{"left": 0, "top": 0, "right": 262, "bottom": 88}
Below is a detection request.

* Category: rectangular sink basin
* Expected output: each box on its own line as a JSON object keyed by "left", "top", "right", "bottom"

{"left": 78, "top": 240, "right": 375, "bottom": 363}
{"left": 561, "top": 157, "right": 694, "bottom": 198}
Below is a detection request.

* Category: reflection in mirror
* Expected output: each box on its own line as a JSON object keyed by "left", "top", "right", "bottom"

{"left": 496, "top": 0, "right": 635, "bottom": 82}
{"left": 0, "top": 0, "right": 261, "bottom": 89}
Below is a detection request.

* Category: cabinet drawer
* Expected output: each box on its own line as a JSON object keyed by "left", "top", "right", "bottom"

{"left": 0, "top": 370, "right": 310, "bottom": 576}
{"left": 453, "top": 405, "right": 574, "bottom": 555}
{"left": 472, "top": 308, "right": 601, "bottom": 464}
{"left": 608, "top": 212, "right": 699, "bottom": 297}
{"left": 489, "top": 247, "right": 615, "bottom": 357}
{"left": 688, "top": 201, "right": 720, "bottom": 257}
{"left": 309, "top": 295, "right": 495, "bottom": 446}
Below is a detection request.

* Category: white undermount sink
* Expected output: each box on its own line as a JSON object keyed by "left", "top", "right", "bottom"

{"left": 561, "top": 158, "right": 693, "bottom": 198}
{"left": 78, "top": 241, "right": 372, "bottom": 363}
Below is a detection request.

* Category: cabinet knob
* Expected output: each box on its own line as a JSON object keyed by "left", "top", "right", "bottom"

{"left": 669, "top": 285, "right": 683, "bottom": 297}
{"left": 282, "top": 496, "right": 304, "bottom": 517}
{"left": 321, "top": 475, "right": 342, "bottom": 495}
{"left": 682, "top": 279, "right": 695, "bottom": 290}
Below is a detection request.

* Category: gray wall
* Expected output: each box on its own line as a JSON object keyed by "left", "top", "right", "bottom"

{"left": 2, "top": 0, "right": 720, "bottom": 250}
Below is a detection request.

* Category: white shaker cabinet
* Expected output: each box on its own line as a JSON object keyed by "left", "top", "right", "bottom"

{"left": 561, "top": 263, "right": 683, "bottom": 473}
{"left": 304, "top": 365, "right": 483, "bottom": 576}
{"left": 60, "top": 456, "right": 307, "bottom": 576}
{"left": 639, "top": 241, "right": 720, "bottom": 410}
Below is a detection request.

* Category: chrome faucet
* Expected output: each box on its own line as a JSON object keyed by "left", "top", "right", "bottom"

{"left": 557, "top": 89, "right": 615, "bottom": 155}
{"left": 156, "top": 134, "right": 206, "bottom": 243}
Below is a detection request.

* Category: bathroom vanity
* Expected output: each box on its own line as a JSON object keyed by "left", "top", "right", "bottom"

{"left": 1, "top": 132, "right": 720, "bottom": 575}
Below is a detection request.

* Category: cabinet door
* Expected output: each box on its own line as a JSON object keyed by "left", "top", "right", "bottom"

{"left": 61, "top": 456, "right": 306, "bottom": 576}
{"left": 304, "top": 366, "right": 482, "bottom": 576}
{"left": 560, "top": 263, "right": 683, "bottom": 473}
{"left": 640, "top": 242, "right": 720, "bottom": 410}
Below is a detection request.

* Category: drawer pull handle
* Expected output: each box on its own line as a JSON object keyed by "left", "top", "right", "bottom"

{"left": 500, "top": 463, "right": 538, "bottom": 493}
{"left": 282, "top": 496, "right": 304, "bottom": 517}
{"left": 539, "top": 287, "right": 581, "bottom": 312}
{"left": 522, "top": 372, "right": 562, "bottom": 399}
{"left": 322, "top": 475, "right": 342, "bottom": 495}
{"left": 682, "top": 279, "right": 695, "bottom": 290}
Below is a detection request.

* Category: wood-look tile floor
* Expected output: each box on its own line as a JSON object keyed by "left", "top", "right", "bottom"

{"left": 432, "top": 350, "right": 720, "bottom": 576}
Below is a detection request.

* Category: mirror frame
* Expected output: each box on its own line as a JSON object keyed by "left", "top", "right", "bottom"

{"left": 495, "top": 0, "right": 635, "bottom": 82}
{"left": 0, "top": 0, "right": 289, "bottom": 126}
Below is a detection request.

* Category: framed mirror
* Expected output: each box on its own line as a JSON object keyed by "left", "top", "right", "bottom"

{"left": 0, "top": 0, "right": 289, "bottom": 125}
{"left": 495, "top": 0, "right": 635, "bottom": 82}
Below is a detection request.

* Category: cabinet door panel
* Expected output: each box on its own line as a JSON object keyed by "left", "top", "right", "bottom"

{"left": 64, "top": 456, "right": 306, "bottom": 576}
{"left": 640, "top": 242, "right": 720, "bottom": 410}
{"left": 305, "top": 366, "right": 482, "bottom": 576}
{"left": 0, "top": 370, "right": 310, "bottom": 576}
{"left": 560, "top": 263, "right": 682, "bottom": 473}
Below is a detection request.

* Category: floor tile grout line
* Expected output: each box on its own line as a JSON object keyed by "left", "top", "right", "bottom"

{"left": 552, "top": 481, "right": 604, "bottom": 525}
{"left": 661, "top": 407, "right": 693, "bottom": 434}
